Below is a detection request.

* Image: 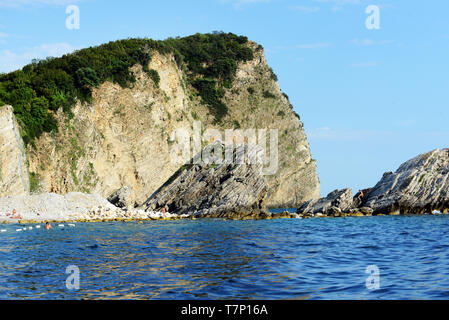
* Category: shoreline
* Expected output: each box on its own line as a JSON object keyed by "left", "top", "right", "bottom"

{"left": 1, "top": 191, "right": 448, "bottom": 225}
{"left": 1, "top": 209, "right": 447, "bottom": 225}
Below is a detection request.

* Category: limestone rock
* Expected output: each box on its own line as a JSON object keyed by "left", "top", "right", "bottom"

{"left": 0, "top": 105, "right": 30, "bottom": 197}
{"left": 360, "top": 207, "right": 374, "bottom": 215}
{"left": 142, "top": 142, "right": 269, "bottom": 218}
{"left": 107, "top": 186, "right": 135, "bottom": 208}
{"left": 24, "top": 41, "right": 319, "bottom": 208}
{"left": 363, "top": 148, "right": 449, "bottom": 214}
{"left": 0, "top": 192, "right": 116, "bottom": 222}
{"left": 297, "top": 188, "right": 353, "bottom": 215}
{"left": 353, "top": 188, "right": 373, "bottom": 208}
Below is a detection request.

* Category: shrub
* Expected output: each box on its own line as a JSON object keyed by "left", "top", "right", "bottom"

{"left": 263, "top": 90, "right": 276, "bottom": 99}
{"left": 192, "top": 79, "right": 228, "bottom": 122}
{"left": 147, "top": 69, "right": 160, "bottom": 87}
{"left": 76, "top": 67, "right": 100, "bottom": 88}
{"left": 29, "top": 172, "right": 41, "bottom": 194}
{"left": 269, "top": 67, "right": 278, "bottom": 81}
{"left": 191, "top": 111, "right": 199, "bottom": 120}
{"left": 0, "top": 32, "right": 254, "bottom": 143}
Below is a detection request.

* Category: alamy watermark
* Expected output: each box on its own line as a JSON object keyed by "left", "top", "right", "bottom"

{"left": 365, "top": 265, "right": 380, "bottom": 290}
{"left": 65, "top": 265, "right": 80, "bottom": 290}
{"left": 365, "top": 5, "right": 380, "bottom": 30}
{"left": 169, "top": 121, "right": 279, "bottom": 176}
{"left": 66, "top": 5, "right": 80, "bottom": 30}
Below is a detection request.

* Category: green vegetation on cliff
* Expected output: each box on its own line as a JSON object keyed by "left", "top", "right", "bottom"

{"left": 0, "top": 32, "right": 253, "bottom": 145}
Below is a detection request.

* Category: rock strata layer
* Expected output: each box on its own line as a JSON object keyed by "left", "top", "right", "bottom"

{"left": 6, "top": 39, "right": 320, "bottom": 208}
{"left": 364, "top": 148, "right": 449, "bottom": 214}
{"left": 143, "top": 142, "right": 270, "bottom": 219}
{"left": 0, "top": 105, "right": 30, "bottom": 197}
{"left": 107, "top": 186, "right": 136, "bottom": 209}
{"left": 298, "top": 148, "right": 449, "bottom": 218}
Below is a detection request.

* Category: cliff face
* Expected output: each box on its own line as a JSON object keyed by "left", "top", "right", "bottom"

{"left": 3, "top": 40, "right": 319, "bottom": 207}
{"left": 143, "top": 142, "right": 269, "bottom": 218}
{"left": 298, "top": 148, "right": 449, "bottom": 217}
{"left": 0, "top": 105, "right": 29, "bottom": 197}
{"left": 364, "top": 148, "right": 449, "bottom": 214}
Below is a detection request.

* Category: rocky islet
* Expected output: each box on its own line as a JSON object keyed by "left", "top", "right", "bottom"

{"left": 297, "top": 148, "right": 449, "bottom": 218}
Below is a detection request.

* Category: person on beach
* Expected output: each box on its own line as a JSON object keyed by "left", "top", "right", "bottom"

{"left": 10, "top": 209, "right": 22, "bottom": 220}
{"left": 45, "top": 222, "right": 52, "bottom": 230}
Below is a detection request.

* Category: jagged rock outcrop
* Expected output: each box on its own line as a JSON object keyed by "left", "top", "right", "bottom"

{"left": 0, "top": 105, "right": 29, "bottom": 197}
{"left": 363, "top": 148, "right": 449, "bottom": 214}
{"left": 107, "top": 186, "right": 135, "bottom": 209}
{"left": 297, "top": 188, "right": 354, "bottom": 216}
{"left": 298, "top": 148, "right": 449, "bottom": 218}
{"left": 21, "top": 39, "right": 319, "bottom": 208}
{"left": 142, "top": 142, "right": 270, "bottom": 219}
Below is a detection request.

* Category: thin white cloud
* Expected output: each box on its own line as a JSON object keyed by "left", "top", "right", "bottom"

{"left": 313, "top": 0, "right": 360, "bottom": 5}
{"left": 0, "top": 30, "right": 7, "bottom": 45}
{"left": 269, "top": 42, "right": 332, "bottom": 53}
{"left": 0, "top": 43, "right": 79, "bottom": 73}
{"left": 308, "top": 127, "right": 335, "bottom": 140}
{"left": 295, "top": 42, "right": 332, "bottom": 49}
{"left": 0, "top": 0, "right": 82, "bottom": 7}
{"left": 313, "top": 0, "right": 393, "bottom": 12}
{"left": 377, "top": 3, "right": 394, "bottom": 9}
{"left": 236, "top": 0, "right": 270, "bottom": 3}
{"left": 219, "top": 0, "right": 270, "bottom": 9}
{"left": 351, "top": 38, "right": 393, "bottom": 46}
{"left": 308, "top": 127, "right": 392, "bottom": 141}
{"left": 313, "top": 0, "right": 360, "bottom": 11}
{"left": 289, "top": 5, "right": 320, "bottom": 13}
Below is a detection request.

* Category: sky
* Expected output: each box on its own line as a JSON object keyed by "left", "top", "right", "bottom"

{"left": 0, "top": 0, "right": 448, "bottom": 196}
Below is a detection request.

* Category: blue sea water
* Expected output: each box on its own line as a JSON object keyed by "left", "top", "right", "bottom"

{"left": 1, "top": 213, "right": 449, "bottom": 300}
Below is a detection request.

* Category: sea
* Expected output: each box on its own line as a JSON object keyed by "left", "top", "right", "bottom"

{"left": 1, "top": 209, "right": 449, "bottom": 300}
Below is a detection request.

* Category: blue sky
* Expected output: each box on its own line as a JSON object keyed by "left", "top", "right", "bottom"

{"left": 1, "top": 0, "right": 448, "bottom": 196}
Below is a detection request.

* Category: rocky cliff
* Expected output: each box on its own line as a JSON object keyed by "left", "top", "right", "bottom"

{"left": 1, "top": 35, "right": 320, "bottom": 207}
{"left": 364, "top": 148, "right": 449, "bottom": 214}
{"left": 0, "top": 105, "right": 29, "bottom": 197}
{"left": 298, "top": 148, "right": 449, "bottom": 217}
{"left": 143, "top": 142, "right": 270, "bottom": 219}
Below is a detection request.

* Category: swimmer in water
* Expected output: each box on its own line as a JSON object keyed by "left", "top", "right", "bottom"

{"left": 45, "top": 222, "right": 52, "bottom": 230}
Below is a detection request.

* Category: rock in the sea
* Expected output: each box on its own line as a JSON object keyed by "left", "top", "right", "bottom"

{"left": 360, "top": 207, "right": 374, "bottom": 215}
{"left": 142, "top": 142, "right": 269, "bottom": 219}
{"left": 352, "top": 188, "right": 372, "bottom": 208}
{"left": 297, "top": 188, "right": 354, "bottom": 215}
{"left": 107, "top": 186, "right": 135, "bottom": 208}
{"left": 363, "top": 148, "right": 449, "bottom": 214}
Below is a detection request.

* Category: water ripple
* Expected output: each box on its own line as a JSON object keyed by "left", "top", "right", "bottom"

{"left": 1, "top": 216, "right": 449, "bottom": 299}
